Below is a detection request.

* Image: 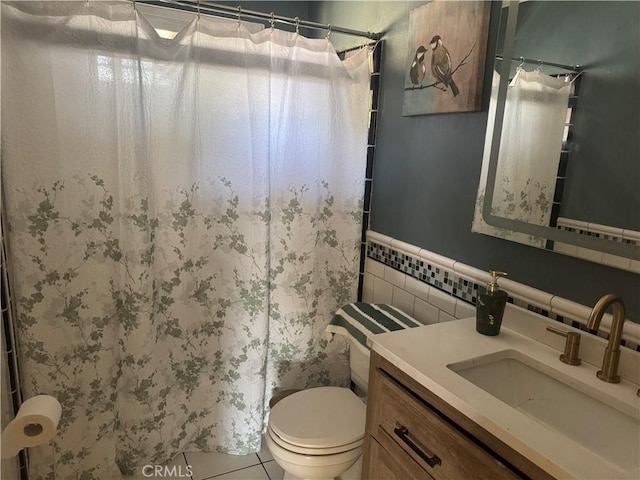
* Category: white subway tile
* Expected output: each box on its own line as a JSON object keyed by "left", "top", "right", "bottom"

{"left": 556, "top": 217, "right": 587, "bottom": 229}
{"left": 553, "top": 242, "right": 578, "bottom": 257}
{"left": 499, "top": 278, "right": 553, "bottom": 311}
{"left": 413, "top": 297, "right": 440, "bottom": 325}
{"left": 372, "top": 277, "right": 393, "bottom": 304}
{"left": 362, "top": 273, "right": 374, "bottom": 303}
{"left": 621, "top": 229, "right": 640, "bottom": 242}
{"left": 390, "top": 238, "right": 422, "bottom": 257}
{"left": 550, "top": 296, "right": 591, "bottom": 324}
{"left": 366, "top": 230, "right": 393, "bottom": 246}
{"left": 586, "top": 222, "right": 623, "bottom": 238}
{"left": 453, "top": 262, "right": 492, "bottom": 286}
{"left": 601, "top": 253, "right": 631, "bottom": 271}
{"left": 454, "top": 300, "right": 476, "bottom": 320}
{"left": 418, "top": 248, "right": 456, "bottom": 271}
{"left": 364, "top": 230, "right": 640, "bottom": 347}
{"left": 576, "top": 247, "right": 603, "bottom": 263}
{"left": 384, "top": 265, "right": 406, "bottom": 289}
{"left": 365, "top": 257, "right": 385, "bottom": 278}
{"left": 438, "top": 311, "right": 457, "bottom": 323}
{"left": 405, "top": 275, "right": 430, "bottom": 301}
{"left": 427, "top": 288, "right": 456, "bottom": 316}
{"left": 392, "top": 287, "right": 415, "bottom": 316}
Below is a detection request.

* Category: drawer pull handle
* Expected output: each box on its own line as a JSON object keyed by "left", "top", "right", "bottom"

{"left": 393, "top": 425, "right": 442, "bottom": 468}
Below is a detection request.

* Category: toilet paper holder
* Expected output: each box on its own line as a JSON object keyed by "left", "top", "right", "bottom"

{"left": 1, "top": 395, "right": 62, "bottom": 459}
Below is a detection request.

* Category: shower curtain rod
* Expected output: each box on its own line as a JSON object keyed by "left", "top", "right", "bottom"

{"left": 496, "top": 55, "right": 581, "bottom": 73}
{"left": 133, "top": 0, "right": 382, "bottom": 40}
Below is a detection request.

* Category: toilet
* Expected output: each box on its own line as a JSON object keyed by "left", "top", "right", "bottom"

{"left": 266, "top": 339, "right": 370, "bottom": 480}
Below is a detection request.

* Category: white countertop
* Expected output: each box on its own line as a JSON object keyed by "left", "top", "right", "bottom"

{"left": 367, "top": 306, "right": 640, "bottom": 480}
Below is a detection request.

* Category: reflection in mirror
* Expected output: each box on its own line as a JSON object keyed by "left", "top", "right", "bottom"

{"left": 473, "top": 1, "right": 639, "bottom": 272}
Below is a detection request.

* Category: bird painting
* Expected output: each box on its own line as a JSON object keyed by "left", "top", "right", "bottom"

{"left": 402, "top": 1, "right": 490, "bottom": 116}
{"left": 409, "top": 46, "right": 427, "bottom": 87}
{"left": 429, "top": 35, "right": 459, "bottom": 97}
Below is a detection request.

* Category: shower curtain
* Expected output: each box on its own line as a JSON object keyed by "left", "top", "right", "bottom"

{"left": 473, "top": 68, "right": 571, "bottom": 247}
{"left": 1, "top": 2, "right": 371, "bottom": 478}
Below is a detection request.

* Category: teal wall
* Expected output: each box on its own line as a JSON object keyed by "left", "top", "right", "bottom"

{"left": 309, "top": 1, "right": 640, "bottom": 322}
{"left": 513, "top": 2, "right": 640, "bottom": 230}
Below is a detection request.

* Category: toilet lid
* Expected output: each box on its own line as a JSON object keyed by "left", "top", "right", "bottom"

{"left": 269, "top": 387, "right": 366, "bottom": 449}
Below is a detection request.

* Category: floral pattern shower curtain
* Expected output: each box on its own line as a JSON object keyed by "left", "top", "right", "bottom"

{"left": 1, "top": 2, "right": 371, "bottom": 478}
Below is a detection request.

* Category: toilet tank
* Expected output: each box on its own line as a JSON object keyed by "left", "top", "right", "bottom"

{"left": 348, "top": 338, "right": 370, "bottom": 397}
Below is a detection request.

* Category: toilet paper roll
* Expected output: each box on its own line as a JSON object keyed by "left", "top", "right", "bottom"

{"left": 1, "top": 395, "right": 62, "bottom": 459}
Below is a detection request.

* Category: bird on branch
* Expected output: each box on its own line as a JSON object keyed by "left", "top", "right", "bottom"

{"left": 429, "top": 35, "right": 460, "bottom": 97}
{"left": 409, "top": 46, "right": 427, "bottom": 87}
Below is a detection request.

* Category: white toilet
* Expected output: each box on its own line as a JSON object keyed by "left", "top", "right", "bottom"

{"left": 266, "top": 340, "right": 370, "bottom": 480}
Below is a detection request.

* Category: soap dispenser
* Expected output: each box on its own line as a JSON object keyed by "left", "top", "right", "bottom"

{"left": 476, "top": 270, "right": 508, "bottom": 336}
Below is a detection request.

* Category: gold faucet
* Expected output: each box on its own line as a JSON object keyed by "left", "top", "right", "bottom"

{"left": 586, "top": 294, "right": 626, "bottom": 383}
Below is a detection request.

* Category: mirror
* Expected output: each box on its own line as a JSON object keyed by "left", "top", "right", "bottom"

{"left": 473, "top": 1, "right": 639, "bottom": 272}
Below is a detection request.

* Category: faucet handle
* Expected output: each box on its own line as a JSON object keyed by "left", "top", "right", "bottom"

{"left": 547, "top": 326, "right": 582, "bottom": 366}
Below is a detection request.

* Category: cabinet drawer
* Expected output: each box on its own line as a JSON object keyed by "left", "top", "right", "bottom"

{"left": 368, "top": 428, "right": 434, "bottom": 480}
{"left": 370, "top": 369, "right": 519, "bottom": 480}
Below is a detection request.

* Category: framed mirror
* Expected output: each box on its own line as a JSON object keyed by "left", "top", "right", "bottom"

{"left": 472, "top": 1, "right": 639, "bottom": 272}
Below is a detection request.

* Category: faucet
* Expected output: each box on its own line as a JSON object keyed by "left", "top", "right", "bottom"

{"left": 586, "top": 294, "right": 626, "bottom": 383}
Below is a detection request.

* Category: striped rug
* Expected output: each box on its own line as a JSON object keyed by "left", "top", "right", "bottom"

{"left": 325, "top": 303, "right": 422, "bottom": 354}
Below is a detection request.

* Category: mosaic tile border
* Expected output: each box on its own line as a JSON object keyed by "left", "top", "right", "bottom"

{"left": 556, "top": 220, "right": 639, "bottom": 247}
{"left": 367, "top": 240, "right": 640, "bottom": 352}
{"left": 557, "top": 225, "right": 639, "bottom": 246}
{"left": 367, "top": 241, "right": 480, "bottom": 305}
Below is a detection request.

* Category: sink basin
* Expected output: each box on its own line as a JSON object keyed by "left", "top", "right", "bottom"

{"left": 448, "top": 349, "right": 640, "bottom": 472}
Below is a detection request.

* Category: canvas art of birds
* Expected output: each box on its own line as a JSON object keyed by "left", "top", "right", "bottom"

{"left": 409, "top": 46, "right": 427, "bottom": 87}
{"left": 429, "top": 35, "right": 460, "bottom": 97}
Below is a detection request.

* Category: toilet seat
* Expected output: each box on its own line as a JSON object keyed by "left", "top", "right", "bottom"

{"left": 267, "top": 425, "right": 363, "bottom": 455}
{"left": 268, "top": 387, "right": 366, "bottom": 450}
{"left": 264, "top": 429, "right": 363, "bottom": 480}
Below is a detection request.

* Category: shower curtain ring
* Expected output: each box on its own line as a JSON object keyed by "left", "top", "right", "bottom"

{"left": 326, "top": 24, "right": 331, "bottom": 41}
{"left": 197, "top": 0, "right": 201, "bottom": 20}
{"left": 518, "top": 56, "right": 525, "bottom": 68}
{"left": 237, "top": 6, "right": 242, "bottom": 29}
{"left": 270, "top": 12, "right": 275, "bottom": 32}
{"left": 536, "top": 59, "right": 543, "bottom": 72}
{"left": 295, "top": 16, "right": 300, "bottom": 36}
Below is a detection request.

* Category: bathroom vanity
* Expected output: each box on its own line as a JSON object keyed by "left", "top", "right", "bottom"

{"left": 363, "top": 351, "right": 537, "bottom": 479}
{"left": 362, "top": 307, "right": 640, "bottom": 480}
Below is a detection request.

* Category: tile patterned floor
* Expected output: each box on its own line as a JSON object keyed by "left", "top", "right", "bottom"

{"left": 127, "top": 440, "right": 284, "bottom": 480}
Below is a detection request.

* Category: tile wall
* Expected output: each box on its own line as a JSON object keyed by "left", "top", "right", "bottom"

{"left": 555, "top": 217, "right": 640, "bottom": 273}
{"left": 361, "top": 231, "right": 640, "bottom": 351}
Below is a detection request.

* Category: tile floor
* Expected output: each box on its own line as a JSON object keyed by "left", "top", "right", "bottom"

{"left": 128, "top": 439, "right": 284, "bottom": 480}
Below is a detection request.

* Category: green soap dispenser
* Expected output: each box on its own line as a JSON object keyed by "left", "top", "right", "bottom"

{"left": 476, "top": 270, "right": 508, "bottom": 336}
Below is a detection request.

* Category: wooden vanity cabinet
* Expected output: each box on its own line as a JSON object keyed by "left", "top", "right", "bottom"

{"left": 362, "top": 351, "right": 554, "bottom": 480}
